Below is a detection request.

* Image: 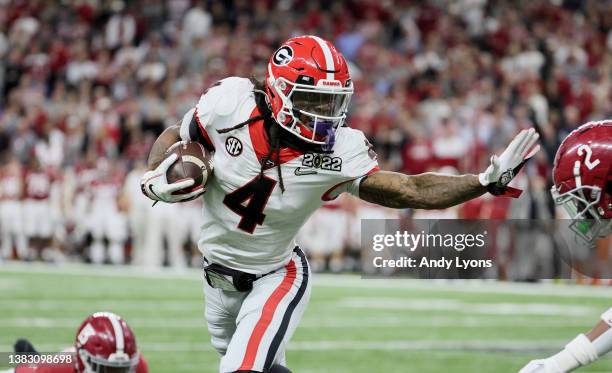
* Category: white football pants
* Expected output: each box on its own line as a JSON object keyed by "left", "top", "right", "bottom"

{"left": 204, "top": 248, "right": 311, "bottom": 373}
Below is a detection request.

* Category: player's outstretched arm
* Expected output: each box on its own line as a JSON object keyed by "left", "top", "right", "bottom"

{"left": 519, "top": 308, "right": 612, "bottom": 373}
{"left": 357, "top": 128, "right": 540, "bottom": 210}
{"left": 359, "top": 171, "right": 485, "bottom": 209}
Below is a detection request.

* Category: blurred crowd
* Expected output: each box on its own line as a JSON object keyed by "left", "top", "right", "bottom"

{"left": 0, "top": 0, "right": 610, "bottom": 272}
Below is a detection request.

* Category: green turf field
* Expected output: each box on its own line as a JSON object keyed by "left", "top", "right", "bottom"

{"left": 0, "top": 262, "right": 611, "bottom": 373}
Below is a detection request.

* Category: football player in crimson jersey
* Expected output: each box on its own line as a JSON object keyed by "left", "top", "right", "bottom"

{"left": 4, "top": 312, "right": 148, "bottom": 373}
{"left": 140, "top": 35, "right": 540, "bottom": 373}
{"left": 520, "top": 121, "right": 612, "bottom": 373}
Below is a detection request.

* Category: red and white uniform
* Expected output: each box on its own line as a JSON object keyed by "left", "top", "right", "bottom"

{"left": 180, "top": 77, "right": 378, "bottom": 274}
{"left": 23, "top": 167, "right": 58, "bottom": 238}
{"left": 86, "top": 167, "right": 127, "bottom": 264}
{"left": 71, "top": 165, "right": 97, "bottom": 237}
{"left": 179, "top": 77, "right": 378, "bottom": 372}
{"left": 12, "top": 352, "right": 147, "bottom": 373}
{"left": 171, "top": 34, "right": 378, "bottom": 372}
{"left": 2, "top": 312, "right": 148, "bottom": 373}
{"left": 0, "top": 166, "right": 27, "bottom": 258}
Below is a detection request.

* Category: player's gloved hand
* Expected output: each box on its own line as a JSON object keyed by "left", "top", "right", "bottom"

{"left": 479, "top": 128, "right": 540, "bottom": 198}
{"left": 518, "top": 358, "right": 563, "bottom": 373}
{"left": 14, "top": 338, "right": 38, "bottom": 354}
{"left": 140, "top": 153, "right": 203, "bottom": 203}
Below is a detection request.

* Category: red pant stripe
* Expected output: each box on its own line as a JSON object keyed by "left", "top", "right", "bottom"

{"left": 239, "top": 259, "right": 297, "bottom": 370}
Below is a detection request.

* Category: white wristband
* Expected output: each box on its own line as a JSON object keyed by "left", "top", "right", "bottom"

{"left": 347, "top": 176, "right": 364, "bottom": 197}
{"left": 551, "top": 334, "right": 598, "bottom": 371}
{"left": 478, "top": 172, "right": 489, "bottom": 186}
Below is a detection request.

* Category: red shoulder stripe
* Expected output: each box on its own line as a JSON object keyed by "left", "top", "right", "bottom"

{"left": 194, "top": 108, "right": 215, "bottom": 151}
{"left": 247, "top": 107, "right": 303, "bottom": 168}
{"left": 321, "top": 166, "right": 380, "bottom": 201}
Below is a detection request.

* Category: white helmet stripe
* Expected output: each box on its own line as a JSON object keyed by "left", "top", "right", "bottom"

{"left": 573, "top": 160, "right": 582, "bottom": 188}
{"left": 310, "top": 35, "right": 335, "bottom": 80}
{"left": 108, "top": 314, "right": 125, "bottom": 352}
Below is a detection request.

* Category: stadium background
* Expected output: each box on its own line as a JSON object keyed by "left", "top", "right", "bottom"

{"left": 0, "top": 0, "right": 611, "bottom": 372}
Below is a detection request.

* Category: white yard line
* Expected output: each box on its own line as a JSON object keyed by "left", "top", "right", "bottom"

{"left": 2, "top": 261, "right": 611, "bottom": 298}
{"left": 337, "top": 297, "right": 600, "bottom": 316}
{"left": 288, "top": 340, "right": 566, "bottom": 352}
{"left": 314, "top": 275, "right": 612, "bottom": 298}
{"left": 0, "top": 315, "right": 594, "bottom": 329}
{"left": 0, "top": 297, "right": 595, "bottom": 317}
{"left": 0, "top": 261, "right": 202, "bottom": 280}
{"left": 0, "top": 300, "right": 203, "bottom": 312}
{"left": 1, "top": 340, "right": 607, "bottom": 354}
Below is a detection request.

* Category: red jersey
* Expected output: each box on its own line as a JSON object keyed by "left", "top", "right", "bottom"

{"left": 15, "top": 353, "right": 148, "bottom": 373}
{"left": 24, "top": 168, "right": 57, "bottom": 200}
{"left": 0, "top": 169, "right": 23, "bottom": 200}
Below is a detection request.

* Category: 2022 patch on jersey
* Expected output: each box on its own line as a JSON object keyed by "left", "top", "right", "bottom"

{"left": 180, "top": 77, "right": 378, "bottom": 274}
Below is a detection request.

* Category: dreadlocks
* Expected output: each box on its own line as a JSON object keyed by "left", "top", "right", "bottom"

{"left": 215, "top": 78, "right": 334, "bottom": 193}
{"left": 216, "top": 78, "right": 286, "bottom": 193}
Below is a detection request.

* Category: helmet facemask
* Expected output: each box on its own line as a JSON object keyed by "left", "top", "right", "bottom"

{"left": 271, "top": 77, "right": 352, "bottom": 151}
{"left": 551, "top": 184, "right": 612, "bottom": 243}
{"left": 79, "top": 349, "right": 138, "bottom": 373}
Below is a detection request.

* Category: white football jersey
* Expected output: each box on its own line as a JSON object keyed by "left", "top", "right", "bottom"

{"left": 180, "top": 77, "right": 378, "bottom": 274}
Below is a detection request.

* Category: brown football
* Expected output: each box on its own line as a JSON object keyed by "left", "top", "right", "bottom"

{"left": 164, "top": 141, "right": 214, "bottom": 195}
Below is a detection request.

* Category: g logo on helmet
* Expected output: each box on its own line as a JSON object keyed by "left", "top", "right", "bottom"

{"left": 272, "top": 46, "right": 293, "bottom": 66}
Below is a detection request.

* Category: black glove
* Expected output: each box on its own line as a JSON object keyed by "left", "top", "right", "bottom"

{"left": 14, "top": 339, "right": 38, "bottom": 354}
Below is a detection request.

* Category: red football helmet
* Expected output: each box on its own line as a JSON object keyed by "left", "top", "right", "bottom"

{"left": 265, "top": 35, "right": 353, "bottom": 150}
{"left": 75, "top": 312, "right": 139, "bottom": 373}
{"left": 551, "top": 120, "right": 612, "bottom": 241}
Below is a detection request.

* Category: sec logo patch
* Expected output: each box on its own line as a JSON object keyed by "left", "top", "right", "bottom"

{"left": 225, "top": 136, "right": 243, "bottom": 156}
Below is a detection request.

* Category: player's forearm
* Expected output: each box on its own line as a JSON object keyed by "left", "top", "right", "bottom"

{"left": 587, "top": 320, "right": 612, "bottom": 342}
{"left": 539, "top": 322, "right": 611, "bottom": 373}
{"left": 358, "top": 171, "right": 486, "bottom": 209}
{"left": 586, "top": 315, "right": 612, "bottom": 360}
{"left": 524, "top": 309, "right": 612, "bottom": 373}
{"left": 147, "top": 124, "right": 181, "bottom": 170}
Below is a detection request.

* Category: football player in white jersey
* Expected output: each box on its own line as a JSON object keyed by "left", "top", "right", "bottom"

{"left": 0, "top": 158, "right": 27, "bottom": 259}
{"left": 519, "top": 121, "right": 612, "bottom": 373}
{"left": 140, "top": 35, "right": 540, "bottom": 373}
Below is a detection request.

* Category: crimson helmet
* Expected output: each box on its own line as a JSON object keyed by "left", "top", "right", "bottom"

{"left": 75, "top": 312, "right": 139, "bottom": 373}
{"left": 265, "top": 35, "right": 353, "bottom": 150}
{"left": 551, "top": 120, "right": 612, "bottom": 241}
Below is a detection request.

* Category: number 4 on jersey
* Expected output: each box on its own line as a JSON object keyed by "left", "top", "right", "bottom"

{"left": 223, "top": 175, "right": 277, "bottom": 233}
